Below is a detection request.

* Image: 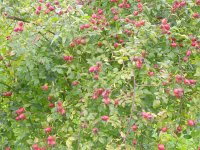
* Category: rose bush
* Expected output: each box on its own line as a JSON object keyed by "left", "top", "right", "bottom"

{"left": 0, "top": 0, "right": 200, "bottom": 149}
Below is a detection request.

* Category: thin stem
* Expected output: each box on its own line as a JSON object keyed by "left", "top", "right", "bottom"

{"left": 123, "top": 69, "right": 136, "bottom": 144}
{"left": 6, "top": 16, "right": 30, "bottom": 23}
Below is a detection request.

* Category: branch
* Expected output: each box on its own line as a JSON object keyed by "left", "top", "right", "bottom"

{"left": 6, "top": 16, "right": 30, "bottom": 23}
{"left": 38, "top": 31, "right": 49, "bottom": 41}
{"left": 47, "top": 30, "right": 55, "bottom": 35}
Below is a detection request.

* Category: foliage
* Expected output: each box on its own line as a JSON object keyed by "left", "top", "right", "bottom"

{"left": 0, "top": 0, "right": 200, "bottom": 149}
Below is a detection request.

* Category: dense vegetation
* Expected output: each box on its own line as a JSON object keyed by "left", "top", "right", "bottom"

{"left": 0, "top": 0, "right": 200, "bottom": 149}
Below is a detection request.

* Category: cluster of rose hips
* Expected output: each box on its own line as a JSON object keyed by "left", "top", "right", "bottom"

{"left": 160, "top": 18, "right": 170, "bottom": 35}
{"left": 175, "top": 74, "right": 184, "bottom": 83}
{"left": 14, "top": 21, "right": 24, "bottom": 32}
{"left": 190, "top": 37, "right": 199, "bottom": 48}
{"left": 92, "top": 88, "right": 119, "bottom": 106}
{"left": 3, "top": 91, "right": 12, "bottom": 97}
{"left": 133, "top": 2, "right": 143, "bottom": 16}
{"left": 63, "top": 55, "right": 73, "bottom": 63}
{"left": 47, "top": 136, "right": 56, "bottom": 146}
{"left": 140, "top": 118, "right": 196, "bottom": 150}
{"left": 110, "top": 1, "right": 142, "bottom": 21}
{"left": 124, "top": 29, "right": 133, "bottom": 36}
{"left": 15, "top": 107, "right": 26, "bottom": 121}
{"left": 111, "top": 8, "right": 119, "bottom": 21}
{"left": 184, "top": 79, "right": 196, "bottom": 86}
{"left": 79, "top": 24, "right": 90, "bottom": 30}
{"left": 141, "top": 112, "right": 153, "bottom": 120}
{"left": 175, "top": 74, "right": 196, "bottom": 86}
{"left": 57, "top": 101, "right": 65, "bottom": 115}
{"left": 137, "top": 2, "right": 143, "bottom": 12}
{"left": 121, "top": 1, "right": 144, "bottom": 27}
{"left": 47, "top": 96, "right": 55, "bottom": 108}
{"left": 69, "top": 37, "right": 87, "bottom": 48}
{"left": 134, "top": 20, "right": 145, "bottom": 28}
{"left": 89, "top": 9, "right": 109, "bottom": 31}
{"left": 38, "top": 2, "right": 55, "bottom": 15}
{"left": 92, "top": 88, "right": 104, "bottom": 100}
{"left": 196, "top": 0, "right": 200, "bottom": 5}
{"left": 102, "top": 89, "right": 112, "bottom": 105}
{"left": 89, "top": 62, "right": 102, "bottom": 80}
{"left": 35, "top": 5, "right": 42, "bottom": 15}
{"left": 183, "top": 50, "right": 192, "bottom": 62}
{"left": 111, "top": 34, "right": 124, "bottom": 49}
{"left": 32, "top": 144, "right": 46, "bottom": 150}
{"left": 36, "top": 0, "right": 63, "bottom": 15}
{"left": 169, "top": 37, "right": 189, "bottom": 48}
{"left": 169, "top": 35, "right": 200, "bottom": 49}
{"left": 124, "top": 17, "right": 145, "bottom": 28}
{"left": 173, "top": 88, "right": 184, "bottom": 98}
{"left": 172, "top": 1, "right": 187, "bottom": 12}
{"left": 118, "top": 0, "right": 131, "bottom": 9}
{"left": 132, "top": 56, "right": 144, "bottom": 69}
{"left": 111, "top": 7, "right": 118, "bottom": 15}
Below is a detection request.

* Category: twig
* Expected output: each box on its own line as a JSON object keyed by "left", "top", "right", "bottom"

{"left": 6, "top": 16, "right": 30, "bottom": 23}
{"left": 38, "top": 31, "right": 49, "bottom": 42}
{"left": 47, "top": 30, "right": 55, "bottom": 35}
